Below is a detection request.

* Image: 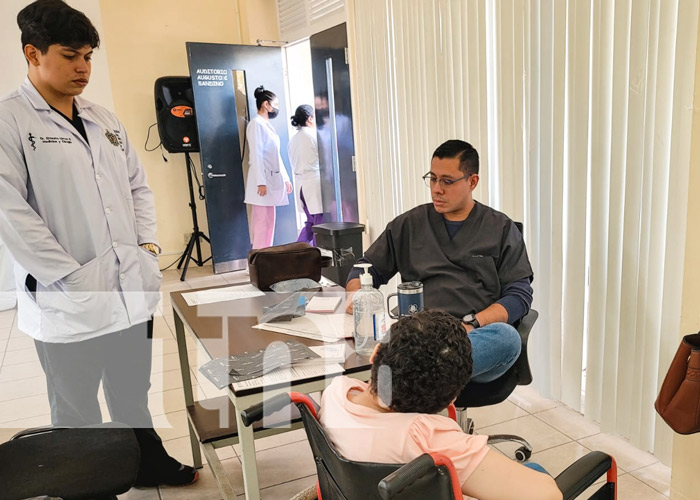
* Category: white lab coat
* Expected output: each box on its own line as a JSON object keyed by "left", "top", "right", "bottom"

{"left": 288, "top": 126, "right": 323, "bottom": 214}
{"left": 0, "top": 78, "right": 161, "bottom": 342}
{"left": 244, "top": 115, "right": 291, "bottom": 207}
{"left": 0, "top": 240, "right": 16, "bottom": 311}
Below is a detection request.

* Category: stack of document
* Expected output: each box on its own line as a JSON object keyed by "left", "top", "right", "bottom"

{"left": 305, "top": 296, "right": 342, "bottom": 313}
{"left": 303, "top": 343, "right": 348, "bottom": 364}
{"left": 182, "top": 284, "right": 264, "bottom": 306}
{"left": 199, "top": 340, "right": 344, "bottom": 390}
{"left": 253, "top": 312, "right": 354, "bottom": 342}
{"left": 231, "top": 362, "right": 344, "bottom": 391}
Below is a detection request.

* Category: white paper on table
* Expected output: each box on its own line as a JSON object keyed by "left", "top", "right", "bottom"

{"left": 318, "top": 275, "right": 338, "bottom": 287}
{"left": 305, "top": 295, "right": 342, "bottom": 313}
{"left": 305, "top": 343, "right": 348, "bottom": 364}
{"left": 231, "top": 362, "right": 344, "bottom": 391}
{"left": 252, "top": 313, "right": 354, "bottom": 342}
{"left": 182, "top": 284, "right": 265, "bottom": 306}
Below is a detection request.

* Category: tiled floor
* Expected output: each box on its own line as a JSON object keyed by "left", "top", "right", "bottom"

{"left": 0, "top": 264, "right": 672, "bottom": 499}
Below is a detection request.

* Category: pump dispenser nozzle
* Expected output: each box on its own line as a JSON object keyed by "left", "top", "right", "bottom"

{"left": 354, "top": 263, "right": 373, "bottom": 287}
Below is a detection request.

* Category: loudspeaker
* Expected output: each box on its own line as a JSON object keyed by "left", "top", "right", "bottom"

{"left": 154, "top": 76, "right": 199, "bottom": 153}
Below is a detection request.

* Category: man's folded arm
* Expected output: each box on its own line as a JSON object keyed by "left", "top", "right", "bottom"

{"left": 495, "top": 277, "right": 533, "bottom": 324}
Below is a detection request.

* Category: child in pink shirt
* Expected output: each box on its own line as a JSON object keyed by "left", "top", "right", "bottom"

{"left": 319, "top": 310, "right": 561, "bottom": 500}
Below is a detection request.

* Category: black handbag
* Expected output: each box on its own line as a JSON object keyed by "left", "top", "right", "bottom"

{"left": 248, "top": 242, "right": 322, "bottom": 291}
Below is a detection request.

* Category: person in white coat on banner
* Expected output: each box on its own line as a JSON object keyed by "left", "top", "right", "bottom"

{"left": 288, "top": 104, "right": 323, "bottom": 245}
{"left": 0, "top": 0, "right": 197, "bottom": 487}
{"left": 244, "top": 86, "right": 292, "bottom": 249}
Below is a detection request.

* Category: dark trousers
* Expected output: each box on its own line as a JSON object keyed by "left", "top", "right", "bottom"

{"left": 296, "top": 188, "right": 324, "bottom": 245}
{"left": 34, "top": 320, "right": 179, "bottom": 482}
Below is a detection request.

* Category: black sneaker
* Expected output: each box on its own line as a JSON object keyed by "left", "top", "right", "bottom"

{"left": 135, "top": 464, "right": 199, "bottom": 487}
{"left": 161, "top": 464, "right": 199, "bottom": 486}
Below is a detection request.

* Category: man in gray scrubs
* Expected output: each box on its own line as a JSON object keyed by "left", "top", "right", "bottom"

{"left": 0, "top": 0, "right": 196, "bottom": 487}
{"left": 346, "top": 139, "right": 533, "bottom": 383}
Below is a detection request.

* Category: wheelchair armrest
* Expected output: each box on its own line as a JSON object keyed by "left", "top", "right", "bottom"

{"left": 378, "top": 454, "right": 438, "bottom": 499}
{"left": 555, "top": 451, "right": 616, "bottom": 500}
{"left": 241, "top": 392, "right": 321, "bottom": 427}
{"left": 378, "top": 453, "right": 462, "bottom": 500}
{"left": 241, "top": 393, "right": 292, "bottom": 427}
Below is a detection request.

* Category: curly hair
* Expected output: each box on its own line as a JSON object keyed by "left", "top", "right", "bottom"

{"left": 369, "top": 309, "right": 472, "bottom": 414}
{"left": 18, "top": 0, "right": 100, "bottom": 53}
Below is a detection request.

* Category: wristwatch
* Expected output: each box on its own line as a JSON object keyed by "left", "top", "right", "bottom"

{"left": 462, "top": 313, "right": 481, "bottom": 329}
{"left": 140, "top": 242, "right": 161, "bottom": 256}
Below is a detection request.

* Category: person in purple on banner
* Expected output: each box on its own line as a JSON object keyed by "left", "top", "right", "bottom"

{"left": 288, "top": 104, "right": 323, "bottom": 245}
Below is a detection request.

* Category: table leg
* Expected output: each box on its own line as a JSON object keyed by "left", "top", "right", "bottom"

{"left": 202, "top": 443, "right": 237, "bottom": 499}
{"left": 187, "top": 419, "right": 203, "bottom": 469}
{"left": 234, "top": 398, "right": 261, "bottom": 500}
{"left": 173, "top": 309, "right": 202, "bottom": 468}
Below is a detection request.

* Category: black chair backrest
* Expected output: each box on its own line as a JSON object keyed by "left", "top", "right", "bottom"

{"left": 0, "top": 424, "right": 139, "bottom": 500}
{"left": 295, "top": 399, "right": 458, "bottom": 500}
{"left": 454, "top": 308, "right": 537, "bottom": 408}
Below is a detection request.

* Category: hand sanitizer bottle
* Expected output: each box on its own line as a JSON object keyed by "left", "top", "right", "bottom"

{"left": 352, "top": 263, "right": 387, "bottom": 356}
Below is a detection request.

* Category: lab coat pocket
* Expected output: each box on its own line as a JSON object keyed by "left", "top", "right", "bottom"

{"left": 265, "top": 168, "right": 283, "bottom": 191}
{"left": 37, "top": 251, "right": 115, "bottom": 334}
{"left": 138, "top": 247, "right": 162, "bottom": 312}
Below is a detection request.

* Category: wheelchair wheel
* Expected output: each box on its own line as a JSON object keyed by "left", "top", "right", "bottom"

{"left": 466, "top": 418, "right": 475, "bottom": 434}
{"left": 514, "top": 446, "right": 531, "bottom": 462}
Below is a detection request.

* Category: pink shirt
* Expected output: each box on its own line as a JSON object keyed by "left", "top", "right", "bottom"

{"left": 319, "top": 376, "right": 489, "bottom": 488}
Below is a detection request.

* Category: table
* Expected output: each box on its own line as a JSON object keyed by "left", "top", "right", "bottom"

{"left": 171, "top": 283, "right": 371, "bottom": 500}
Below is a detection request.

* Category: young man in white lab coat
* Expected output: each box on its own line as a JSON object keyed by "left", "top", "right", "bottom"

{"left": 0, "top": 0, "right": 197, "bottom": 487}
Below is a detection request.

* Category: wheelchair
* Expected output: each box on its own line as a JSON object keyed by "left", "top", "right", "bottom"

{"left": 242, "top": 392, "right": 618, "bottom": 500}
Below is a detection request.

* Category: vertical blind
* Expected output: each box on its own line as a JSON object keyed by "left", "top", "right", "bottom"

{"left": 277, "top": 0, "right": 346, "bottom": 42}
{"left": 347, "top": 0, "right": 699, "bottom": 461}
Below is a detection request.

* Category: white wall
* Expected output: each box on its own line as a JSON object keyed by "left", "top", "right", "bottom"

{"left": 0, "top": 0, "right": 114, "bottom": 109}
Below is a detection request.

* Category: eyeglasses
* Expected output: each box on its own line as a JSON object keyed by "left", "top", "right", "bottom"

{"left": 422, "top": 172, "right": 471, "bottom": 188}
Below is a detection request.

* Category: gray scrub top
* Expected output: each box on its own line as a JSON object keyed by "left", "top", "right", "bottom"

{"left": 362, "top": 202, "right": 533, "bottom": 318}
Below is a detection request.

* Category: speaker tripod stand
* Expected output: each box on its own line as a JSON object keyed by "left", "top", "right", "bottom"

{"left": 177, "top": 152, "right": 211, "bottom": 281}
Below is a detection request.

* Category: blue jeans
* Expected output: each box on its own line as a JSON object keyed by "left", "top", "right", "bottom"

{"left": 468, "top": 322, "right": 521, "bottom": 383}
{"left": 524, "top": 462, "right": 550, "bottom": 475}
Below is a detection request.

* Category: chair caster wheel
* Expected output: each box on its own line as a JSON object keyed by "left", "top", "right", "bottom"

{"left": 515, "top": 446, "right": 531, "bottom": 462}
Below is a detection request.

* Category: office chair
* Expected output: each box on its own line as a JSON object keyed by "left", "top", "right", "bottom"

{"left": 0, "top": 423, "right": 140, "bottom": 500}
{"left": 454, "top": 308, "right": 538, "bottom": 461}
{"left": 242, "top": 392, "right": 618, "bottom": 500}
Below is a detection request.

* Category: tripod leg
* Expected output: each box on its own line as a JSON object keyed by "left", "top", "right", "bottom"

{"left": 177, "top": 232, "right": 194, "bottom": 270}
{"left": 191, "top": 231, "right": 213, "bottom": 266}
{"left": 176, "top": 234, "right": 191, "bottom": 270}
{"left": 179, "top": 233, "right": 197, "bottom": 281}
{"left": 194, "top": 229, "right": 204, "bottom": 266}
{"left": 180, "top": 152, "right": 211, "bottom": 275}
